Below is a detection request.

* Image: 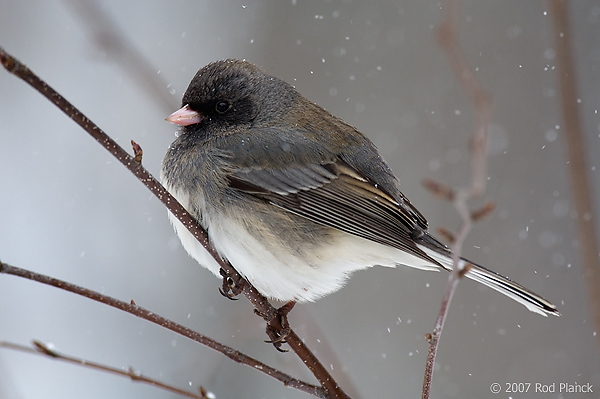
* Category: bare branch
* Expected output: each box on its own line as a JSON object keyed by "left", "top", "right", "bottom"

{"left": 549, "top": 0, "right": 600, "bottom": 348}
{"left": 0, "top": 261, "right": 324, "bottom": 398}
{"left": 0, "top": 340, "right": 207, "bottom": 398}
{"left": 422, "top": 178, "right": 455, "bottom": 201}
{"left": 62, "top": 0, "right": 178, "bottom": 113}
{"left": 422, "top": 1, "right": 492, "bottom": 398}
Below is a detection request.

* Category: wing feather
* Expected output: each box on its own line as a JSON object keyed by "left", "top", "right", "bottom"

{"left": 228, "top": 160, "right": 439, "bottom": 265}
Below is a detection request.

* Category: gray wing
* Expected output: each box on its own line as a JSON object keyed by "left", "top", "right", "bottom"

{"left": 228, "top": 160, "right": 440, "bottom": 265}
{"left": 228, "top": 159, "right": 561, "bottom": 316}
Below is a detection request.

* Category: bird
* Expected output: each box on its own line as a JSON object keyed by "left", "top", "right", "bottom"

{"left": 161, "top": 59, "right": 559, "bottom": 317}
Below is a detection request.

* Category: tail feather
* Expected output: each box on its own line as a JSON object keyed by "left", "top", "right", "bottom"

{"left": 416, "top": 234, "right": 560, "bottom": 317}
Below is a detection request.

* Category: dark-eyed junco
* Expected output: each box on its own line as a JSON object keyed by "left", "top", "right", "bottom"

{"left": 162, "top": 59, "right": 558, "bottom": 317}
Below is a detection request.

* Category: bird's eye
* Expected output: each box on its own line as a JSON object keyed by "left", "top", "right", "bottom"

{"left": 215, "top": 101, "right": 231, "bottom": 114}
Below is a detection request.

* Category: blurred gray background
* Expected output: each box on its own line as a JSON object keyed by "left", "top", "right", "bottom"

{"left": 1, "top": 1, "right": 599, "bottom": 398}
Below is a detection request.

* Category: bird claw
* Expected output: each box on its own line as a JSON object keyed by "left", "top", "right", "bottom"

{"left": 255, "top": 301, "right": 296, "bottom": 352}
{"left": 218, "top": 268, "right": 245, "bottom": 300}
{"left": 217, "top": 268, "right": 295, "bottom": 352}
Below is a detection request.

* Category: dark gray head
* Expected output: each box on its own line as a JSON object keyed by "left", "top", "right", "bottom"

{"left": 180, "top": 59, "right": 298, "bottom": 131}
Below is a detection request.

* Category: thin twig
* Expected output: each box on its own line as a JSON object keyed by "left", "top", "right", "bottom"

{"left": 0, "top": 46, "right": 350, "bottom": 399}
{"left": 62, "top": 0, "right": 178, "bottom": 113}
{"left": 549, "top": 0, "right": 600, "bottom": 348}
{"left": 0, "top": 261, "right": 324, "bottom": 398}
{"left": 421, "top": 1, "right": 492, "bottom": 398}
{"left": 0, "top": 340, "right": 207, "bottom": 398}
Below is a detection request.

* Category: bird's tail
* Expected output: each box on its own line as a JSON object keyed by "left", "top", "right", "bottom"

{"left": 416, "top": 234, "right": 560, "bottom": 317}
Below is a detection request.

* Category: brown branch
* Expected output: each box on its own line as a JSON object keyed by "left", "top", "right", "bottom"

{"left": 0, "top": 261, "right": 323, "bottom": 398}
{"left": 421, "top": 1, "right": 492, "bottom": 398}
{"left": 549, "top": 0, "right": 600, "bottom": 349}
{"left": 0, "top": 340, "right": 207, "bottom": 398}
{"left": 0, "top": 46, "right": 350, "bottom": 399}
{"left": 62, "top": 0, "right": 178, "bottom": 113}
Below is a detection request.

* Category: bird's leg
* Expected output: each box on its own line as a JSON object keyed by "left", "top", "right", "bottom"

{"left": 218, "top": 268, "right": 245, "bottom": 300}
{"left": 255, "top": 300, "right": 296, "bottom": 352}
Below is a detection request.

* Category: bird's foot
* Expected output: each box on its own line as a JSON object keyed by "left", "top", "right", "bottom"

{"left": 218, "top": 268, "right": 245, "bottom": 300}
{"left": 255, "top": 301, "right": 296, "bottom": 352}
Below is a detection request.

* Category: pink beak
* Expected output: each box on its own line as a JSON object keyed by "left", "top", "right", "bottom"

{"left": 166, "top": 104, "right": 203, "bottom": 126}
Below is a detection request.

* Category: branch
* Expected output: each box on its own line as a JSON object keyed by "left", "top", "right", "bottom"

{"left": 0, "top": 340, "right": 209, "bottom": 398}
{"left": 549, "top": 0, "right": 600, "bottom": 348}
{"left": 421, "top": 1, "right": 492, "bottom": 398}
{"left": 0, "top": 46, "right": 350, "bottom": 399}
{"left": 0, "top": 261, "right": 323, "bottom": 398}
{"left": 62, "top": 0, "right": 178, "bottom": 113}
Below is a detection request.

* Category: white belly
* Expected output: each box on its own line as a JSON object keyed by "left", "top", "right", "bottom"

{"left": 167, "top": 187, "right": 439, "bottom": 302}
